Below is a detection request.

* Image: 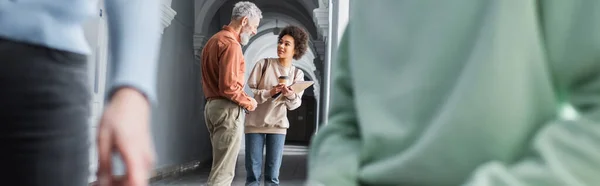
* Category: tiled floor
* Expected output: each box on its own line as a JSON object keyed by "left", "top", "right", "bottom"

{"left": 151, "top": 145, "right": 308, "bottom": 186}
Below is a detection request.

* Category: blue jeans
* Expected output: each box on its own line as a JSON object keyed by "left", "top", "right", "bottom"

{"left": 245, "top": 133, "right": 286, "bottom": 186}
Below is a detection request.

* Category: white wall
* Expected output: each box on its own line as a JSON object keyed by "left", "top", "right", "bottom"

{"left": 82, "top": 0, "right": 108, "bottom": 182}
{"left": 150, "top": 0, "right": 212, "bottom": 171}
{"left": 84, "top": 0, "right": 211, "bottom": 181}
{"left": 331, "top": 0, "right": 349, "bottom": 58}
{"left": 335, "top": 0, "right": 349, "bottom": 45}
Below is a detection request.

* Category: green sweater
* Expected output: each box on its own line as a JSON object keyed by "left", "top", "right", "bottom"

{"left": 308, "top": 0, "right": 600, "bottom": 185}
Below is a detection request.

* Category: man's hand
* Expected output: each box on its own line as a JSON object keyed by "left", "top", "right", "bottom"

{"left": 247, "top": 97, "right": 258, "bottom": 111}
{"left": 283, "top": 86, "right": 295, "bottom": 98}
{"left": 96, "top": 88, "right": 155, "bottom": 186}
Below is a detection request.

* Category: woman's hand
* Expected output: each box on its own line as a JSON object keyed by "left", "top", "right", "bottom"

{"left": 270, "top": 84, "right": 284, "bottom": 96}
{"left": 283, "top": 86, "right": 295, "bottom": 98}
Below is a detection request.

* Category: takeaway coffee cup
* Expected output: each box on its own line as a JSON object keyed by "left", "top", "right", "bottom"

{"left": 272, "top": 76, "right": 289, "bottom": 98}
{"left": 278, "top": 76, "right": 289, "bottom": 85}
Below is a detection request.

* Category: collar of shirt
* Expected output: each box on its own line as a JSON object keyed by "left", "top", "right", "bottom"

{"left": 222, "top": 25, "right": 241, "bottom": 44}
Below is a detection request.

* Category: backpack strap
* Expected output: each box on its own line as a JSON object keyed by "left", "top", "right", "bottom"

{"left": 293, "top": 67, "right": 299, "bottom": 81}
{"left": 257, "top": 58, "right": 269, "bottom": 88}
{"left": 262, "top": 58, "right": 269, "bottom": 78}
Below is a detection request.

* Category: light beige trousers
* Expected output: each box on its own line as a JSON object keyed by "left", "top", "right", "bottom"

{"left": 204, "top": 99, "right": 245, "bottom": 186}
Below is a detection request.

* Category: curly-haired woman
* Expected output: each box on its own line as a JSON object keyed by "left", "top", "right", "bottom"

{"left": 244, "top": 25, "right": 309, "bottom": 186}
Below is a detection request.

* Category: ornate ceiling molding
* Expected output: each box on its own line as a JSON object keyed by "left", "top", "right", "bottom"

{"left": 312, "top": 40, "right": 326, "bottom": 61}
{"left": 160, "top": 2, "right": 177, "bottom": 34}
{"left": 193, "top": 34, "right": 207, "bottom": 60}
{"left": 319, "top": 0, "right": 329, "bottom": 8}
{"left": 312, "top": 7, "right": 329, "bottom": 38}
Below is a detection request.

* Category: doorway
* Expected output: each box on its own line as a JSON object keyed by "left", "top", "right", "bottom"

{"left": 285, "top": 85, "right": 317, "bottom": 145}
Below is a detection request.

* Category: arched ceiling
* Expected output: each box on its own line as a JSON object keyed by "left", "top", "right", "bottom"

{"left": 242, "top": 34, "right": 320, "bottom": 100}
{"left": 194, "top": 0, "right": 319, "bottom": 39}
{"left": 241, "top": 14, "right": 318, "bottom": 57}
{"left": 257, "top": 12, "right": 308, "bottom": 36}
{"left": 242, "top": 27, "right": 318, "bottom": 61}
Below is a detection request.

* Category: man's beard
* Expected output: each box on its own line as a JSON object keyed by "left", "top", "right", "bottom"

{"left": 240, "top": 32, "right": 251, "bottom": 45}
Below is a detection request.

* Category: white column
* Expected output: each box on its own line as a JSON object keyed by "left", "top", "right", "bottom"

{"left": 87, "top": 0, "right": 176, "bottom": 183}
{"left": 335, "top": 0, "right": 349, "bottom": 45}
{"left": 330, "top": 0, "right": 349, "bottom": 59}
{"left": 313, "top": 0, "right": 329, "bottom": 39}
{"left": 313, "top": 0, "right": 350, "bottom": 129}
{"left": 86, "top": 1, "right": 108, "bottom": 182}
{"left": 193, "top": 34, "right": 207, "bottom": 61}
{"left": 313, "top": 0, "right": 331, "bottom": 129}
{"left": 192, "top": 33, "right": 206, "bottom": 116}
{"left": 329, "top": 0, "right": 349, "bottom": 78}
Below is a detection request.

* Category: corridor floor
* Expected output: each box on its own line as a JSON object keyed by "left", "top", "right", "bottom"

{"left": 151, "top": 145, "right": 308, "bottom": 186}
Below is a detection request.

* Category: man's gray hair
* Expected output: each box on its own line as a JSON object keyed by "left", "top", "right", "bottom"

{"left": 232, "top": 1, "right": 263, "bottom": 21}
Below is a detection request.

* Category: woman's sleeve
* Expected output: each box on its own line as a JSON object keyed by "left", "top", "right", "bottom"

{"left": 284, "top": 70, "right": 305, "bottom": 110}
{"left": 247, "top": 59, "right": 271, "bottom": 104}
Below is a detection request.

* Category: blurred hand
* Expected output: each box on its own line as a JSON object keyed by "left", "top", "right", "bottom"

{"left": 96, "top": 88, "right": 155, "bottom": 186}
{"left": 247, "top": 97, "right": 258, "bottom": 111}
{"left": 283, "top": 86, "right": 294, "bottom": 98}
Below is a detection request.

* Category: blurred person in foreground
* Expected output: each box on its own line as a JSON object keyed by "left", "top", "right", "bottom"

{"left": 0, "top": 0, "right": 161, "bottom": 185}
{"left": 200, "top": 1, "right": 261, "bottom": 185}
{"left": 308, "top": 0, "right": 600, "bottom": 185}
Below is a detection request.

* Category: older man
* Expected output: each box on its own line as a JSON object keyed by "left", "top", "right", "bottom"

{"left": 201, "top": 1, "right": 262, "bottom": 185}
{"left": 308, "top": 0, "right": 600, "bottom": 186}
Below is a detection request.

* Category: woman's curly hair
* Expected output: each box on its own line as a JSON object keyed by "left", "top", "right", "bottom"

{"left": 278, "top": 25, "right": 308, "bottom": 60}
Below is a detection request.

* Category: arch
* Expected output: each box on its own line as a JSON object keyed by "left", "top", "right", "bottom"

{"left": 242, "top": 34, "right": 320, "bottom": 101}
{"left": 194, "top": 0, "right": 319, "bottom": 39}
{"left": 257, "top": 12, "right": 312, "bottom": 37}
{"left": 243, "top": 22, "right": 318, "bottom": 59}
{"left": 194, "top": 0, "right": 226, "bottom": 34}
{"left": 242, "top": 33, "right": 321, "bottom": 136}
{"left": 193, "top": 0, "right": 323, "bottom": 61}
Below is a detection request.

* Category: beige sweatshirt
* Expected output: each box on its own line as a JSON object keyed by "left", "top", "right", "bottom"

{"left": 245, "top": 58, "right": 305, "bottom": 134}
